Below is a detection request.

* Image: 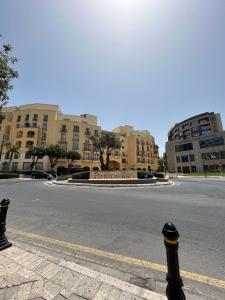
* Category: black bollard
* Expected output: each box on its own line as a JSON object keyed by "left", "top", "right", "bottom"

{"left": 162, "top": 222, "right": 186, "bottom": 300}
{"left": 0, "top": 199, "right": 12, "bottom": 251}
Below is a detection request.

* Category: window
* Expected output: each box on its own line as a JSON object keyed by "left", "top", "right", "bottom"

{"left": 181, "top": 155, "right": 189, "bottom": 162}
{"left": 43, "top": 115, "right": 48, "bottom": 122}
{"left": 189, "top": 154, "right": 195, "bottom": 162}
{"left": 23, "top": 162, "right": 31, "bottom": 170}
{"left": 191, "top": 120, "right": 198, "bottom": 126}
{"left": 84, "top": 144, "right": 91, "bottom": 151}
{"left": 25, "top": 141, "right": 34, "bottom": 148}
{"left": 83, "top": 153, "right": 90, "bottom": 160}
{"left": 220, "top": 151, "right": 225, "bottom": 159}
{"left": 61, "top": 132, "right": 66, "bottom": 141}
{"left": 191, "top": 166, "right": 196, "bottom": 172}
{"left": 24, "top": 122, "right": 30, "bottom": 128}
{"left": 27, "top": 131, "right": 35, "bottom": 138}
{"left": 42, "top": 124, "right": 47, "bottom": 131}
{"left": 85, "top": 128, "right": 90, "bottom": 136}
{"left": 25, "top": 114, "right": 29, "bottom": 121}
{"left": 137, "top": 157, "right": 140, "bottom": 163}
{"left": 73, "top": 125, "right": 79, "bottom": 132}
{"left": 142, "top": 145, "right": 144, "bottom": 151}
{"left": 72, "top": 143, "right": 79, "bottom": 150}
{"left": 5, "top": 152, "right": 10, "bottom": 159}
{"left": 199, "top": 137, "right": 224, "bottom": 148}
{"left": 17, "top": 115, "right": 21, "bottom": 122}
{"left": 182, "top": 166, "right": 190, "bottom": 173}
{"left": 14, "top": 153, "right": 19, "bottom": 159}
{"left": 93, "top": 153, "right": 99, "bottom": 160}
{"left": 17, "top": 131, "right": 23, "bottom": 138}
{"left": 33, "top": 114, "right": 38, "bottom": 121}
{"left": 175, "top": 143, "right": 193, "bottom": 152}
{"left": 33, "top": 123, "right": 38, "bottom": 128}
{"left": 122, "top": 159, "right": 127, "bottom": 164}
{"left": 16, "top": 141, "right": 22, "bottom": 147}
{"left": 85, "top": 136, "right": 90, "bottom": 143}
{"left": 35, "top": 162, "right": 43, "bottom": 170}
{"left": 61, "top": 125, "right": 67, "bottom": 132}
{"left": 94, "top": 129, "right": 99, "bottom": 136}
{"left": 176, "top": 156, "right": 180, "bottom": 163}
{"left": 73, "top": 134, "right": 79, "bottom": 141}
{"left": 136, "top": 139, "right": 140, "bottom": 144}
{"left": 41, "top": 133, "right": 46, "bottom": 141}
{"left": 12, "top": 162, "right": 18, "bottom": 171}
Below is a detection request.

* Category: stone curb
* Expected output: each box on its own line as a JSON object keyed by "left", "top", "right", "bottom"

{"left": 51, "top": 180, "right": 173, "bottom": 188}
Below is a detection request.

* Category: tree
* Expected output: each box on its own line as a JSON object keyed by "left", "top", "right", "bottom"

{"left": 158, "top": 156, "right": 165, "bottom": 172}
{"left": 66, "top": 150, "right": 81, "bottom": 169}
{"left": 6, "top": 144, "right": 20, "bottom": 171}
{"left": 90, "top": 131, "right": 122, "bottom": 170}
{"left": 27, "top": 145, "right": 46, "bottom": 171}
{"left": 163, "top": 152, "right": 168, "bottom": 174}
{"left": 45, "top": 144, "right": 66, "bottom": 171}
{"left": 0, "top": 35, "right": 19, "bottom": 120}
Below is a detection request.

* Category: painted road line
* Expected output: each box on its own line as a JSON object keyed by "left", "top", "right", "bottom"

{"left": 8, "top": 228, "right": 225, "bottom": 289}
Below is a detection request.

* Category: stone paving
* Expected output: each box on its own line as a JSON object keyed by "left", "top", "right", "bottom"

{"left": 0, "top": 244, "right": 166, "bottom": 300}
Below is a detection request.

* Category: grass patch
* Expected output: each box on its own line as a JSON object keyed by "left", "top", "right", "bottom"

{"left": 184, "top": 172, "right": 225, "bottom": 177}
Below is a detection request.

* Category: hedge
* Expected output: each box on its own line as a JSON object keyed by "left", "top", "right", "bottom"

{"left": 72, "top": 171, "right": 90, "bottom": 179}
{"left": 0, "top": 173, "right": 20, "bottom": 179}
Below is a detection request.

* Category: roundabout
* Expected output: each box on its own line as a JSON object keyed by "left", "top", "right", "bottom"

{"left": 53, "top": 170, "right": 172, "bottom": 187}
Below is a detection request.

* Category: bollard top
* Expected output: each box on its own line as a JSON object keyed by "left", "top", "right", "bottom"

{"left": 0, "top": 198, "right": 10, "bottom": 206}
{"left": 162, "top": 222, "right": 179, "bottom": 241}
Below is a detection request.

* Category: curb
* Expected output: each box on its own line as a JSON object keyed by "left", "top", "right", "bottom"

{"left": 50, "top": 180, "right": 174, "bottom": 188}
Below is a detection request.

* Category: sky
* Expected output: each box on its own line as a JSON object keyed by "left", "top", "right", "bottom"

{"left": 1, "top": 0, "right": 225, "bottom": 155}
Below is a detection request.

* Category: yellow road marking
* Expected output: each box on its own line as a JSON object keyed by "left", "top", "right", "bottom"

{"left": 8, "top": 228, "right": 225, "bottom": 289}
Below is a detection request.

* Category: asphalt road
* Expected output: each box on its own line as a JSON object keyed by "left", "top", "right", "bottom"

{"left": 1, "top": 178, "right": 225, "bottom": 289}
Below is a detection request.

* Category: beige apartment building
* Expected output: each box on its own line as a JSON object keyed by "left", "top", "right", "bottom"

{"left": 166, "top": 112, "right": 225, "bottom": 173}
{"left": 0, "top": 104, "right": 158, "bottom": 172}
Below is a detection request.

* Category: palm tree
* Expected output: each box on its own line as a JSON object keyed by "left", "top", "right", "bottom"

{"left": 6, "top": 144, "right": 21, "bottom": 171}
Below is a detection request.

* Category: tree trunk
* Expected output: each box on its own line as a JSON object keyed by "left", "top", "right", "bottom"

{"left": 99, "top": 149, "right": 105, "bottom": 170}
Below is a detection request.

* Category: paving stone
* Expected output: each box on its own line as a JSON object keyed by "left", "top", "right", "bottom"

{"left": 1, "top": 272, "right": 29, "bottom": 286}
{"left": 37, "top": 262, "right": 62, "bottom": 280}
{"left": 120, "top": 292, "right": 144, "bottom": 300}
{"left": 0, "top": 288, "right": 6, "bottom": 299}
{"left": 69, "top": 295, "right": 85, "bottom": 300}
{"left": 59, "top": 288, "right": 73, "bottom": 299}
{"left": 22, "top": 256, "right": 45, "bottom": 270}
{"left": 4, "top": 285, "right": 20, "bottom": 300}
{"left": 16, "top": 282, "right": 33, "bottom": 300}
{"left": 0, "top": 277, "right": 10, "bottom": 289}
{"left": 81, "top": 279, "right": 101, "bottom": 299}
{"left": 93, "top": 283, "right": 122, "bottom": 300}
{"left": 51, "top": 269, "right": 83, "bottom": 290}
{"left": 71, "top": 276, "right": 93, "bottom": 296}
{"left": 43, "top": 280, "right": 64, "bottom": 300}
{"left": 53, "top": 295, "right": 66, "bottom": 300}
{"left": 29, "top": 279, "right": 45, "bottom": 299}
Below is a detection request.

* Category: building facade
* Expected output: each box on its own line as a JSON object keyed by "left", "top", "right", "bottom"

{"left": 111, "top": 125, "right": 158, "bottom": 171}
{"left": 0, "top": 104, "right": 159, "bottom": 172}
{"left": 166, "top": 112, "right": 225, "bottom": 173}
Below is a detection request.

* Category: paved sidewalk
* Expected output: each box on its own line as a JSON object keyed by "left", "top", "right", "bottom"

{"left": 0, "top": 244, "right": 166, "bottom": 300}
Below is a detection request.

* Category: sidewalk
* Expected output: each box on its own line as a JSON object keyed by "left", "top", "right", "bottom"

{"left": 0, "top": 243, "right": 166, "bottom": 300}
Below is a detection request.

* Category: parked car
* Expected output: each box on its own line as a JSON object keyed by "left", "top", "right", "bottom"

{"left": 31, "top": 171, "right": 53, "bottom": 180}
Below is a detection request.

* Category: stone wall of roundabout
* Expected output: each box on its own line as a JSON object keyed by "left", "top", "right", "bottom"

{"left": 52, "top": 170, "right": 173, "bottom": 187}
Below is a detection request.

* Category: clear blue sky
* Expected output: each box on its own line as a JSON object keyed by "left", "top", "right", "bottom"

{"left": 1, "top": 0, "right": 225, "bottom": 154}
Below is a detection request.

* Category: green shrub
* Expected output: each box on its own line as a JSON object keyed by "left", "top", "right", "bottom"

{"left": 153, "top": 173, "right": 165, "bottom": 178}
{"left": 72, "top": 171, "right": 90, "bottom": 179}
{"left": 137, "top": 171, "right": 154, "bottom": 179}
{"left": 0, "top": 173, "right": 20, "bottom": 179}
